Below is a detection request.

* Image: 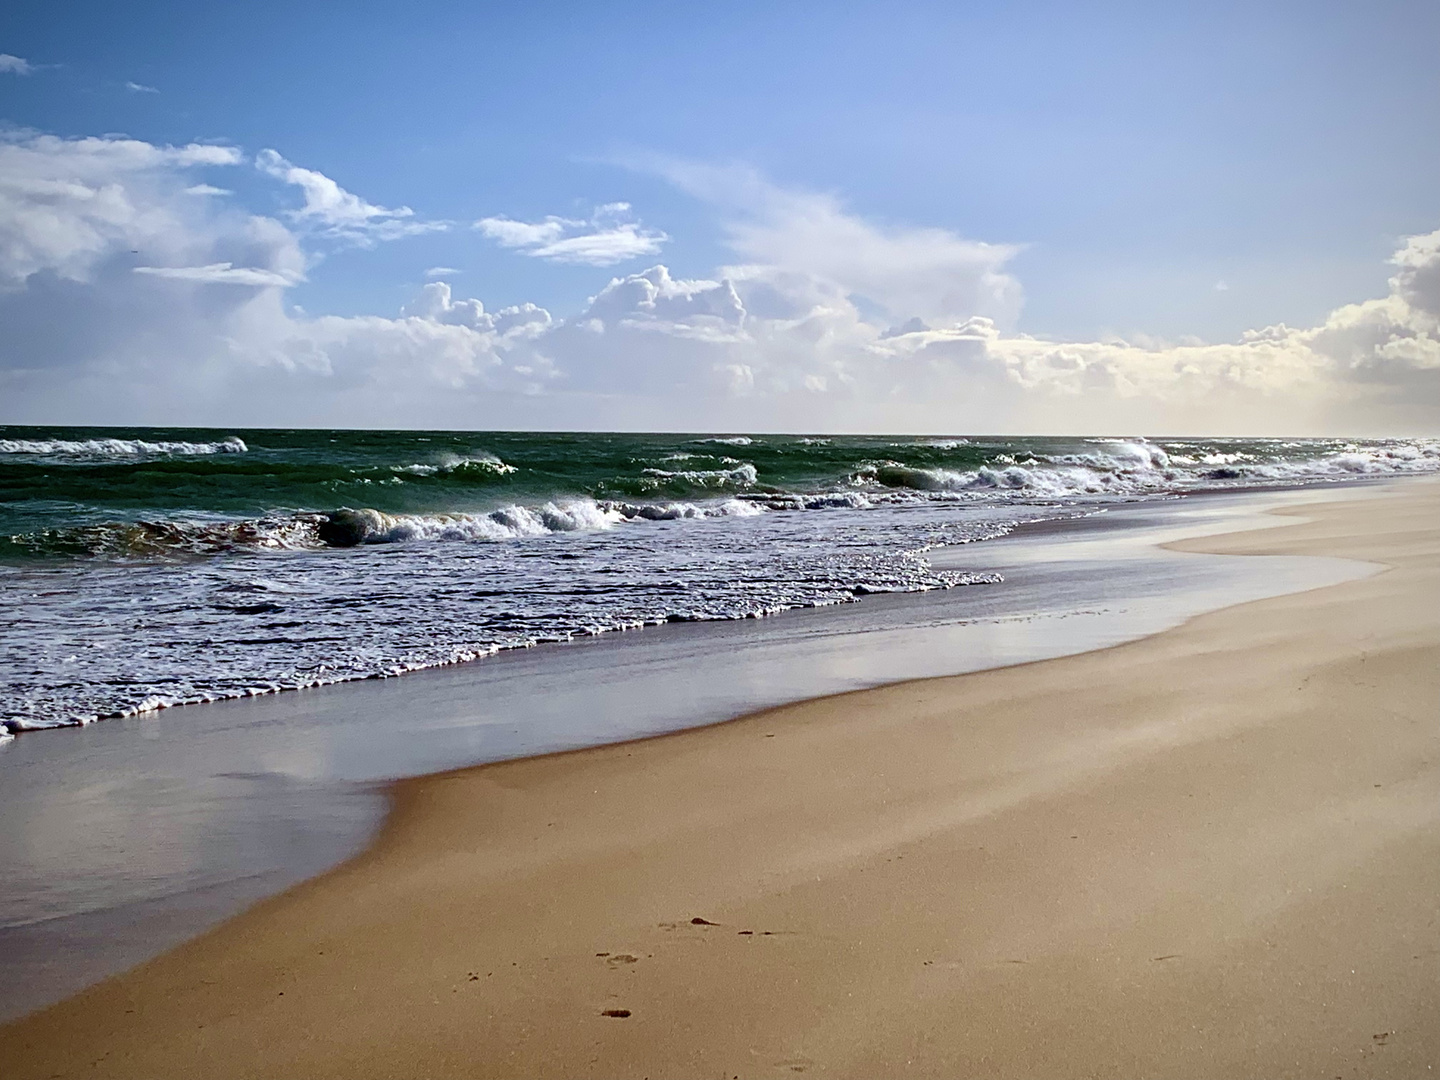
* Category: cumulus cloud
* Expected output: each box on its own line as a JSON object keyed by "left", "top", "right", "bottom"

{"left": 0, "top": 132, "right": 249, "bottom": 286}
{"left": 256, "top": 149, "right": 449, "bottom": 245}
{"left": 861, "top": 229, "right": 1440, "bottom": 431}
{"left": 659, "top": 162, "right": 1023, "bottom": 331}
{"left": 510, "top": 226, "right": 1440, "bottom": 432}
{"left": 475, "top": 202, "right": 667, "bottom": 266}
{"left": 0, "top": 54, "right": 32, "bottom": 75}
{"left": 1, "top": 132, "right": 1437, "bottom": 434}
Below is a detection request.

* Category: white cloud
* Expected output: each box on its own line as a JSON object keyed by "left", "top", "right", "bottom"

{"left": 424, "top": 266, "right": 461, "bottom": 278}
{"left": 133, "top": 262, "right": 301, "bottom": 287}
{"left": 0, "top": 132, "right": 249, "bottom": 286}
{"left": 658, "top": 162, "right": 1023, "bottom": 330}
{"left": 1, "top": 135, "right": 1436, "bottom": 434}
{"left": 476, "top": 202, "right": 667, "bottom": 266}
{"left": 255, "top": 149, "right": 449, "bottom": 245}
{"left": 1391, "top": 228, "right": 1440, "bottom": 316}
{"left": 125, "top": 81, "right": 159, "bottom": 94}
{"left": 476, "top": 217, "right": 566, "bottom": 248}
{"left": 0, "top": 54, "right": 31, "bottom": 75}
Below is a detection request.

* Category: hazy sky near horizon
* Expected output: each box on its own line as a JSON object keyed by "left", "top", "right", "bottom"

{"left": 1, "top": 0, "right": 1437, "bottom": 433}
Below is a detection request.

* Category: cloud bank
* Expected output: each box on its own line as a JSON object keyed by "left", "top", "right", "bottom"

{"left": 1, "top": 132, "right": 1436, "bottom": 434}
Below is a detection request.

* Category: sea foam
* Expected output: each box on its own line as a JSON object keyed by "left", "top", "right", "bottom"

{"left": 0, "top": 436, "right": 248, "bottom": 457}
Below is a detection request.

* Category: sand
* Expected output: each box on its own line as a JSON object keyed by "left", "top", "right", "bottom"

{"left": 2, "top": 479, "right": 1436, "bottom": 1078}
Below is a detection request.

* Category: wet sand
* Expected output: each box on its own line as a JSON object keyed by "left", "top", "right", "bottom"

{"left": 1, "top": 479, "right": 1435, "bottom": 1077}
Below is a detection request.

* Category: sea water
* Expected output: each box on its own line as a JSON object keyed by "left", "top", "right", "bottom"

{"left": 2, "top": 428, "right": 1436, "bottom": 736}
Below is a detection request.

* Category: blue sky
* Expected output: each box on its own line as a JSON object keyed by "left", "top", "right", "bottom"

{"left": 1, "top": 1, "right": 1438, "bottom": 432}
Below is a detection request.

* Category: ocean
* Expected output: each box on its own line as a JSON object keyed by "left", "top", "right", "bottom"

{"left": 2, "top": 427, "right": 1436, "bottom": 736}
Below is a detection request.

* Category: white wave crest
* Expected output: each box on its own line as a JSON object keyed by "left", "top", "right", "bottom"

{"left": 393, "top": 453, "right": 517, "bottom": 477}
{"left": 0, "top": 435, "right": 248, "bottom": 457}
{"left": 764, "top": 491, "right": 873, "bottom": 511}
{"left": 1051, "top": 438, "right": 1171, "bottom": 472}
{"left": 319, "top": 500, "right": 625, "bottom": 545}
{"left": 855, "top": 437, "right": 1440, "bottom": 500}
{"left": 604, "top": 498, "right": 766, "bottom": 521}
{"left": 641, "top": 462, "right": 759, "bottom": 488}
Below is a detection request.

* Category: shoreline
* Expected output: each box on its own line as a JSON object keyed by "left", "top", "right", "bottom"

{"left": 0, "top": 476, "right": 1397, "bottom": 746}
{"left": 0, "top": 484, "right": 1380, "bottom": 1023}
{"left": 1, "top": 477, "right": 1435, "bottom": 1076}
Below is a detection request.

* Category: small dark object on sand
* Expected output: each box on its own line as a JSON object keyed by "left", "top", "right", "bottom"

{"left": 602, "top": 1009, "right": 632, "bottom": 1018}
{"left": 691, "top": 917, "right": 718, "bottom": 926}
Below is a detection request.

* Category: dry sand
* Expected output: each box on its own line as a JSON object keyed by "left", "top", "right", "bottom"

{"left": 2, "top": 480, "right": 1436, "bottom": 1078}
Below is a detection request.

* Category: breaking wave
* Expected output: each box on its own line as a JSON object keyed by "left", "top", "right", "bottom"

{"left": 316, "top": 501, "right": 624, "bottom": 546}
{"left": 853, "top": 438, "right": 1440, "bottom": 499}
{"left": 3, "top": 497, "right": 773, "bottom": 557}
{"left": 639, "top": 461, "right": 759, "bottom": 490}
{"left": 391, "top": 453, "right": 517, "bottom": 478}
{"left": 0, "top": 435, "right": 247, "bottom": 458}
{"left": 318, "top": 497, "right": 767, "bottom": 546}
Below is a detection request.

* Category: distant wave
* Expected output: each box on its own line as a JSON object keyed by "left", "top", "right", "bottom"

{"left": 0, "top": 436, "right": 248, "bottom": 458}
{"left": 639, "top": 461, "right": 759, "bottom": 490}
{"left": 391, "top": 453, "right": 517, "bottom": 478}
{"left": 853, "top": 439, "right": 1440, "bottom": 498}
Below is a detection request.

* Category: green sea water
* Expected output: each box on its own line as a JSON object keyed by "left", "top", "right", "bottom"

{"left": 1, "top": 426, "right": 1435, "bottom": 732}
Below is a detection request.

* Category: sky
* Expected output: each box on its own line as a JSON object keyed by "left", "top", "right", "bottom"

{"left": 0, "top": 0, "right": 1437, "bottom": 434}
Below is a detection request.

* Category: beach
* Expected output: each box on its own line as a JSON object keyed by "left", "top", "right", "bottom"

{"left": 1, "top": 478, "right": 1436, "bottom": 1077}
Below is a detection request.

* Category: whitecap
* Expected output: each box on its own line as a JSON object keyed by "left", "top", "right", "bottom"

{"left": 0, "top": 436, "right": 248, "bottom": 458}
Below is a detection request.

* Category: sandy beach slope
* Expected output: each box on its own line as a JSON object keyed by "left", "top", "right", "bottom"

{"left": 2, "top": 480, "right": 1436, "bottom": 1078}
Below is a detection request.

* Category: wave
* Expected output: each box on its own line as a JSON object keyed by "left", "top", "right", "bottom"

{"left": 602, "top": 498, "right": 765, "bottom": 522}
{"left": 892, "top": 438, "right": 969, "bottom": 450}
{"left": 1051, "top": 438, "right": 1172, "bottom": 471}
{"left": 858, "top": 460, "right": 1119, "bottom": 497}
{"left": 318, "top": 497, "right": 768, "bottom": 546}
{"left": 639, "top": 461, "right": 759, "bottom": 489}
{"left": 2, "top": 495, "right": 773, "bottom": 558}
{"left": 853, "top": 438, "right": 1440, "bottom": 499}
{"left": 0, "top": 435, "right": 247, "bottom": 458}
{"left": 693, "top": 436, "right": 755, "bottom": 446}
{"left": 391, "top": 453, "right": 518, "bottom": 478}
{"left": 316, "top": 501, "right": 626, "bottom": 546}
{"left": 759, "top": 491, "right": 873, "bottom": 511}
{"left": 1, "top": 515, "right": 327, "bottom": 558}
